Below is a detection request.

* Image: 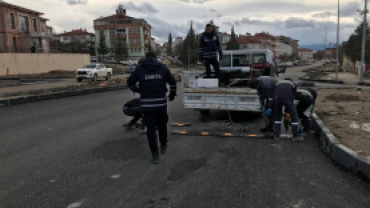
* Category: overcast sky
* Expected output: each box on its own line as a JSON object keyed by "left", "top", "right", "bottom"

{"left": 7, "top": 0, "right": 366, "bottom": 45}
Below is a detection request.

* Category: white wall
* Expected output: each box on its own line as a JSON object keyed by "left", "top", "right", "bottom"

{"left": 278, "top": 42, "right": 293, "bottom": 56}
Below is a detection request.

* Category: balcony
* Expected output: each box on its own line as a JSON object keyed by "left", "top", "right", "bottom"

{"left": 29, "top": 31, "right": 46, "bottom": 37}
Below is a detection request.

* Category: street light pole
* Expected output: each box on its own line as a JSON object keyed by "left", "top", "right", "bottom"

{"left": 324, "top": 26, "right": 327, "bottom": 72}
{"left": 360, "top": 0, "right": 368, "bottom": 84}
{"left": 335, "top": 0, "right": 340, "bottom": 80}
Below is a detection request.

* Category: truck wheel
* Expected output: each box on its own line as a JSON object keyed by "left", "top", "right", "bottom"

{"left": 199, "top": 110, "right": 210, "bottom": 116}
{"left": 105, "top": 73, "right": 111, "bottom": 80}
{"left": 77, "top": 78, "right": 83, "bottom": 82}
{"left": 92, "top": 74, "right": 98, "bottom": 82}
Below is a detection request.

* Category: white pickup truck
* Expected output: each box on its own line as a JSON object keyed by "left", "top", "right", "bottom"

{"left": 76, "top": 63, "right": 113, "bottom": 82}
{"left": 181, "top": 49, "right": 285, "bottom": 115}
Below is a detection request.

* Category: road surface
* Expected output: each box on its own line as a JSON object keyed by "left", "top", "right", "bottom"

{"left": 1, "top": 78, "right": 370, "bottom": 208}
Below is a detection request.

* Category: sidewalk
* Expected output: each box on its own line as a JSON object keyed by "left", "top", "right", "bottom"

{"left": 0, "top": 68, "right": 183, "bottom": 97}
{"left": 327, "top": 72, "right": 370, "bottom": 85}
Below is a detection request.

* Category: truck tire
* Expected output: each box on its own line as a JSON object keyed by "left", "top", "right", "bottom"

{"left": 105, "top": 73, "right": 111, "bottom": 80}
{"left": 92, "top": 73, "right": 98, "bottom": 82}
{"left": 199, "top": 110, "right": 210, "bottom": 116}
{"left": 77, "top": 78, "right": 83, "bottom": 82}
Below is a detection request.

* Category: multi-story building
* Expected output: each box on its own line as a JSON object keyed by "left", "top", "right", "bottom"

{"left": 58, "top": 29, "right": 95, "bottom": 47}
{"left": 298, "top": 48, "right": 314, "bottom": 60}
{"left": 278, "top": 41, "right": 293, "bottom": 56}
{"left": 173, "top": 37, "right": 183, "bottom": 49}
{"left": 254, "top": 32, "right": 279, "bottom": 54}
{"left": 0, "top": 1, "right": 51, "bottom": 53}
{"left": 278, "top": 35, "right": 299, "bottom": 57}
{"left": 93, "top": 5, "right": 152, "bottom": 59}
{"left": 151, "top": 37, "right": 156, "bottom": 51}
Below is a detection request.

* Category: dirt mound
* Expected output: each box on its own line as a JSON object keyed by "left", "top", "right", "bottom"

{"left": 325, "top": 93, "right": 360, "bottom": 102}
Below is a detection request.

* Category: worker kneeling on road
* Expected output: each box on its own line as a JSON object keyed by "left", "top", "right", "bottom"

{"left": 123, "top": 98, "right": 146, "bottom": 132}
{"left": 249, "top": 76, "right": 277, "bottom": 132}
{"left": 127, "top": 52, "right": 177, "bottom": 164}
{"left": 274, "top": 78, "right": 303, "bottom": 141}
{"left": 295, "top": 88, "right": 317, "bottom": 135}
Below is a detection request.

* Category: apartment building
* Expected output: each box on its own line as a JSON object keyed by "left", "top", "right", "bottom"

{"left": 0, "top": 1, "right": 51, "bottom": 53}
{"left": 253, "top": 32, "right": 279, "bottom": 54}
{"left": 93, "top": 5, "right": 151, "bottom": 59}
{"left": 278, "top": 41, "right": 293, "bottom": 56}
{"left": 298, "top": 48, "right": 314, "bottom": 60}
{"left": 58, "top": 28, "right": 95, "bottom": 47}
{"left": 278, "top": 35, "right": 299, "bottom": 56}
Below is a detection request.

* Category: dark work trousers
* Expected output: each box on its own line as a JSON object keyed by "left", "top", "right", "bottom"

{"left": 274, "top": 99, "right": 299, "bottom": 137}
{"left": 297, "top": 100, "right": 314, "bottom": 133}
{"left": 266, "top": 98, "right": 275, "bottom": 131}
{"left": 123, "top": 106, "right": 145, "bottom": 128}
{"left": 204, "top": 59, "right": 220, "bottom": 79}
{"left": 143, "top": 110, "right": 169, "bottom": 153}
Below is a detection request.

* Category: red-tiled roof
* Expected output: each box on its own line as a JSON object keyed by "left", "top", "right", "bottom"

{"left": 254, "top": 32, "right": 277, "bottom": 39}
{"left": 222, "top": 37, "right": 262, "bottom": 45}
{"left": 58, "top": 29, "right": 95, "bottom": 36}
{"left": 94, "top": 14, "right": 135, "bottom": 21}
{"left": 0, "top": 1, "right": 44, "bottom": 14}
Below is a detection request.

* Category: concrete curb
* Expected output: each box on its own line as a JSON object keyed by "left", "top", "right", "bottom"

{"left": 0, "top": 84, "right": 127, "bottom": 107}
{"left": 312, "top": 112, "right": 370, "bottom": 179}
{"left": 299, "top": 77, "right": 344, "bottom": 84}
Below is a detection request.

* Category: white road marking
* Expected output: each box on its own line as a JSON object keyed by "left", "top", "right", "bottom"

{"left": 67, "top": 202, "right": 83, "bottom": 208}
{"left": 111, "top": 174, "right": 121, "bottom": 179}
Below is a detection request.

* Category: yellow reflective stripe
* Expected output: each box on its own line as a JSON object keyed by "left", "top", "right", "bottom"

{"left": 276, "top": 80, "right": 295, "bottom": 87}
{"left": 201, "top": 132, "right": 209, "bottom": 135}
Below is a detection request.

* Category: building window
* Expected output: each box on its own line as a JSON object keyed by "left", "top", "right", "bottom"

{"left": 63, "top": 37, "right": 68, "bottom": 41}
{"left": 19, "top": 15, "right": 29, "bottom": 32}
{"left": 139, "top": 48, "right": 141, "bottom": 52}
{"left": 9, "top": 13, "right": 15, "bottom": 29}
{"left": 116, "top": 28, "right": 126, "bottom": 34}
{"left": 131, "top": 48, "right": 133, "bottom": 53}
{"left": 32, "top": 18, "right": 37, "bottom": 32}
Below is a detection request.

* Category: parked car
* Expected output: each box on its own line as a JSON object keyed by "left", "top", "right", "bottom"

{"left": 120, "top": 60, "right": 139, "bottom": 65}
{"left": 90, "top": 56, "right": 97, "bottom": 63}
{"left": 285, "top": 61, "right": 293, "bottom": 66}
{"left": 103, "top": 58, "right": 119, "bottom": 64}
{"left": 125, "top": 64, "right": 137, "bottom": 73}
{"left": 76, "top": 63, "right": 113, "bottom": 82}
{"left": 293, "top": 60, "right": 300, "bottom": 65}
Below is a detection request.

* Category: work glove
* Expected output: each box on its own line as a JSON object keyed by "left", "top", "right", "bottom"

{"left": 262, "top": 107, "right": 268, "bottom": 114}
{"left": 168, "top": 92, "right": 177, "bottom": 101}
{"left": 265, "top": 110, "right": 272, "bottom": 118}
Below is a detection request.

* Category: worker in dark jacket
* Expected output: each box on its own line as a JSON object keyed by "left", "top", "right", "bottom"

{"left": 249, "top": 76, "right": 278, "bottom": 132}
{"left": 123, "top": 98, "right": 145, "bottom": 131}
{"left": 127, "top": 52, "right": 177, "bottom": 164}
{"left": 199, "top": 24, "right": 223, "bottom": 80}
{"left": 274, "top": 78, "right": 302, "bottom": 141}
{"left": 295, "top": 88, "right": 317, "bottom": 135}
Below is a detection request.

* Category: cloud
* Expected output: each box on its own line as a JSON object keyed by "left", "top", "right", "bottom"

{"left": 285, "top": 17, "right": 316, "bottom": 29}
{"left": 63, "top": 0, "right": 88, "bottom": 5}
{"left": 311, "top": 1, "right": 361, "bottom": 18}
{"left": 145, "top": 17, "right": 205, "bottom": 43}
{"left": 311, "top": 12, "right": 333, "bottom": 18}
{"left": 179, "top": 0, "right": 213, "bottom": 4}
{"left": 119, "top": 2, "right": 158, "bottom": 13}
{"left": 210, "top": 9, "right": 217, "bottom": 13}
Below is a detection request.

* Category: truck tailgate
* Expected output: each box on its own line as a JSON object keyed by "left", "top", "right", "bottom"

{"left": 183, "top": 88, "right": 260, "bottom": 112}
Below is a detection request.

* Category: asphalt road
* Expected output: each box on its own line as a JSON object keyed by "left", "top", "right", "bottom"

{"left": 1, "top": 73, "right": 370, "bottom": 208}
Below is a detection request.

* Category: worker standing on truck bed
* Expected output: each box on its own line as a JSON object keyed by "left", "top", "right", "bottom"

{"left": 127, "top": 52, "right": 177, "bottom": 164}
{"left": 199, "top": 23, "right": 223, "bottom": 82}
{"left": 249, "top": 76, "right": 277, "bottom": 132}
{"left": 274, "top": 78, "right": 303, "bottom": 141}
{"left": 295, "top": 88, "right": 317, "bottom": 135}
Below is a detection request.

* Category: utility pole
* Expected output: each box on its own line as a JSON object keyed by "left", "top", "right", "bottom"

{"left": 324, "top": 26, "right": 327, "bottom": 72}
{"left": 188, "top": 41, "right": 190, "bottom": 69}
{"left": 335, "top": 0, "right": 340, "bottom": 80}
{"left": 360, "top": 0, "right": 368, "bottom": 84}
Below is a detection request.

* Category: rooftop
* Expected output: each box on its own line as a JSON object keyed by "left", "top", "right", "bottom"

{"left": 298, "top": 48, "right": 313, "bottom": 52}
{"left": 0, "top": 1, "right": 44, "bottom": 15}
{"left": 58, "top": 29, "right": 95, "bottom": 36}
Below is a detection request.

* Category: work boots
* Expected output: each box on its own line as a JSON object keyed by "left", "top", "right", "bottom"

{"left": 151, "top": 152, "right": 159, "bottom": 164}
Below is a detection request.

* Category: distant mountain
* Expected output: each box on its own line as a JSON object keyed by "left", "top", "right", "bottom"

{"left": 298, "top": 44, "right": 328, "bottom": 51}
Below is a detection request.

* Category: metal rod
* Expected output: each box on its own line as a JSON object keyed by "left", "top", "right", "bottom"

{"left": 360, "top": 0, "right": 368, "bottom": 84}
{"left": 324, "top": 26, "right": 327, "bottom": 72}
{"left": 335, "top": 0, "right": 340, "bottom": 80}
